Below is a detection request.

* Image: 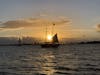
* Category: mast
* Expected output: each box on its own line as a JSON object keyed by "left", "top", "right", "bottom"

{"left": 51, "top": 23, "right": 59, "bottom": 43}
{"left": 52, "top": 23, "right": 55, "bottom": 36}
{"left": 18, "top": 38, "right": 21, "bottom": 45}
{"left": 18, "top": 31, "right": 23, "bottom": 45}
{"left": 45, "top": 24, "right": 48, "bottom": 42}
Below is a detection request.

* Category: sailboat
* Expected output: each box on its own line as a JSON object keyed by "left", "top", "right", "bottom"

{"left": 18, "top": 37, "right": 22, "bottom": 46}
{"left": 41, "top": 24, "right": 60, "bottom": 48}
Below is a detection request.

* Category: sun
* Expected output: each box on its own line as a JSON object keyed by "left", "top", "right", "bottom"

{"left": 47, "top": 34, "right": 52, "bottom": 41}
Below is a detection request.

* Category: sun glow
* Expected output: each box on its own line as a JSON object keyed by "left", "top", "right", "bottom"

{"left": 47, "top": 34, "right": 52, "bottom": 41}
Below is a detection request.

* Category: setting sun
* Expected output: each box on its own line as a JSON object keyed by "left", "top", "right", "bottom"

{"left": 47, "top": 35, "right": 52, "bottom": 41}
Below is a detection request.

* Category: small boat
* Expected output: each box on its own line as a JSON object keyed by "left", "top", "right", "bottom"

{"left": 41, "top": 31, "right": 60, "bottom": 48}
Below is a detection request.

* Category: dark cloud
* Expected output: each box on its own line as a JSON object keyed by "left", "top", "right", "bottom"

{"left": 2, "top": 20, "right": 33, "bottom": 28}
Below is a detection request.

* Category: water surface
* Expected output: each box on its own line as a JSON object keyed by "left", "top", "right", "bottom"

{"left": 0, "top": 44, "right": 100, "bottom": 75}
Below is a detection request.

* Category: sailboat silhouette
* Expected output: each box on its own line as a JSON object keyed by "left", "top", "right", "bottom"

{"left": 18, "top": 37, "right": 22, "bottom": 46}
{"left": 41, "top": 24, "right": 60, "bottom": 48}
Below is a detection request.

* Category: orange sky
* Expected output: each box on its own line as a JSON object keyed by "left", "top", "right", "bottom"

{"left": 0, "top": 0, "right": 100, "bottom": 41}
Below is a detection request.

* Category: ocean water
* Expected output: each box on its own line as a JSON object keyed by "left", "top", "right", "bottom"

{"left": 0, "top": 44, "right": 100, "bottom": 75}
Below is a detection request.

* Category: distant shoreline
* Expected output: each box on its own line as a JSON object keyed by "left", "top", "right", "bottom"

{"left": 78, "top": 41, "right": 100, "bottom": 44}
{"left": 0, "top": 41, "right": 100, "bottom": 46}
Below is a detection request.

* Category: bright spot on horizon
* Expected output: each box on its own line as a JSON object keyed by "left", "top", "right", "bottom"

{"left": 47, "top": 34, "right": 52, "bottom": 41}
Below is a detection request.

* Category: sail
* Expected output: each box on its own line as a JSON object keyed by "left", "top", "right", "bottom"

{"left": 52, "top": 33, "right": 59, "bottom": 43}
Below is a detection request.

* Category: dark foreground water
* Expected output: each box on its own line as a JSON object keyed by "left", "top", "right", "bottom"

{"left": 0, "top": 44, "right": 100, "bottom": 75}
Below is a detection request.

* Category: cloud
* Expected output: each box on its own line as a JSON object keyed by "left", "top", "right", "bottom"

{"left": 0, "top": 16, "right": 70, "bottom": 30}
{"left": 96, "top": 24, "right": 100, "bottom": 32}
{"left": 2, "top": 20, "right": 33, "bottom": 28}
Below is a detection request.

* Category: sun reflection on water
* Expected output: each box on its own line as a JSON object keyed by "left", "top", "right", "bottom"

{"left": 37, "top": 51, "right": 56, "bottom": 75}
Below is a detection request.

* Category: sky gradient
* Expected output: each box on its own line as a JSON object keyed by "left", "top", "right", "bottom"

{"left": 0, "top": 0, "right": 100, "bottom": 41}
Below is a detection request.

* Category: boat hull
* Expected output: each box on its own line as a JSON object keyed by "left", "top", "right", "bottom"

{"left": 41, "top": 43, "right": 60, "bottom": 48}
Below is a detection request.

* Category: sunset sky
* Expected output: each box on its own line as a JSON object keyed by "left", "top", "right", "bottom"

{"left": 0, "top": 0, "right": 100, "bottom": 41}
